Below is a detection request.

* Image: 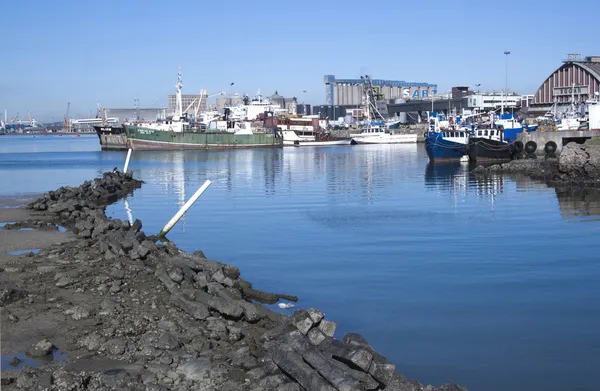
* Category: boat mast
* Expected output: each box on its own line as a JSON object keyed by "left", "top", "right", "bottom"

{"left": 176, "top": 67, "right": 183, "bottom": 118}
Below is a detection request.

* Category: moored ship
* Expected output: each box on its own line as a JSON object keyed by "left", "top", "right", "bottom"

{"left": 468, "top": 127, "right": 517, "bottom": 161}
{"left": 424, "top": 113, "right": 469, "bottom": 162}
{"left": 123, "top": 70, "right": 283, "bottom": 151}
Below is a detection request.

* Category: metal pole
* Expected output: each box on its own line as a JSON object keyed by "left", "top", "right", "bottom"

{"left": 123, "top": 148, "right": 132, "bottom": 173}
{"left": 158, "top": 180, "right": 211, "bottom": 238}
{"left": 504, "top": 51, "right": 510, "bottom": 114}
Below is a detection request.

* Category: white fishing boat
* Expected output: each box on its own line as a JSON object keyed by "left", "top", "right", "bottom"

{"left": 350, "top": 127, "right": 418, "bottom": 144}
{"left": 278, "top": 117, "right": 352, "bottom": 146}
{"left": 351, "top": 75, "right": 417, "bottom": 144}
{"left": 282, "top": 130, "right": 352, "bottom": 146}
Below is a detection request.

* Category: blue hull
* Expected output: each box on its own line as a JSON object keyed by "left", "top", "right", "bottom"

{"left": 425, "top": 133, "right": 467, "bottom": 161}
{"left": 503, "top": 125, "right": 537, "bottom": 142}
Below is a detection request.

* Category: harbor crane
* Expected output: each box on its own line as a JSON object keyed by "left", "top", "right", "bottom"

{"left": 63, "top": 102, "right": 71, "bottom": 132}
{"left": 182, "top": 89, "right": 225, "bottom": 122}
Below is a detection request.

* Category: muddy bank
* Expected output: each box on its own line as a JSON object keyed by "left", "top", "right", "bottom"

{"left": 473, "top": 140, "right": 600, "bottom": 187}
{"left": 1, "top": 171, "right": 466, "bottom": 391}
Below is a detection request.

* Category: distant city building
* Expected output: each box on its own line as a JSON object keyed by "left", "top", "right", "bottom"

{"left": 296, "top": 104, "right": 311, "bottom": 115}
{"left": 324, "top": 75, "right": 437, "bottom": 106}
{"left": 530, "top": 54, "right": 600, "bottom": 115}
{"left": 466, "top": 93, "right": 533, "bottom": 112}
{"left": 168, "top": 94, "right": 208, "bottom": 114}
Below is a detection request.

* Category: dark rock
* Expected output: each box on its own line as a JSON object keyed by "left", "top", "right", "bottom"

{"left": 318, "top": 319, "right": 337, "bottom": 338}
{"left": 292, "top": 310, "right": 315, "bottom": 335}
{"left": 242, "top": 286, "right": 298, "bottom": 305}
{"left": 194, "top": 290, "right": 244, "bottom": 319}
{"left": 107, "top": 338, "right": 128, "bottom": 355}
{"left": 9, "top": 356, "right": 22, "bottom": 367}
{"left": 155, "top": 268, "right": 179, "bottom": 293}
{"left": 307, "top": 328, "right": 327, "bottom": 346}
{"left": 321, "top": 339, "right": 373, "bottom": 372}
{"left": 0, "top": 286, "right": 28, "bottom": 306}
{"left": 157, "top": 331, "right": 181, "bottom": 351}
{"left": 271, "top": 345, "right": 337, "bottom": 391}
{"left": 283, "top": 330, "right": 364, "bottom": 391}
{"left": 170, "top": 294, "right": 209, "bottom": 320}
{"left": 169, "top": 267, "right": 184, "bottom": 283}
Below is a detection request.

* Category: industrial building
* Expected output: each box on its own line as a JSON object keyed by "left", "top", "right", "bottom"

{"left": 529, "top": 54, "right": 600, "bottom": 116}
{"left": 268, "top": 91, "right": 297, "bottom": 115}
{"left": 324, "top": 75, "right": 437, "bottom": 106}
{"left": 168, "top": 94, "right": 208, "bottom": 114}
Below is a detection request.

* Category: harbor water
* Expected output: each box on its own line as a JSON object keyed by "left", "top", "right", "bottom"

{"left": 1, "top": 135, "right": 599, "bottom": 391}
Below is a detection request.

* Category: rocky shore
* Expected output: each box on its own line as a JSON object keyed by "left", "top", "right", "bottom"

{"left": 473, "top": 140, "right": 600, "bottom": 186}
{"left": 1, "top": 171, "right": 466, "bottom": 391}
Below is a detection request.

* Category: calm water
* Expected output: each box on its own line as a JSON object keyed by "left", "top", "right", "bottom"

{"left": 1, "top": 134, "right": 599, "bottom": 391}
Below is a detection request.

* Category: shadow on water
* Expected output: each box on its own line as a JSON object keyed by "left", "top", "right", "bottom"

{"left": 1, "top": 348, "right": 67, "bottom": 370}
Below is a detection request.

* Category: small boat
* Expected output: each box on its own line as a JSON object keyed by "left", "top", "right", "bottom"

{"left": 282, "top": 130, "right": 352, "bottom": 146}
{"left": 424, "top": 113, "right": 469, "bottom": 162}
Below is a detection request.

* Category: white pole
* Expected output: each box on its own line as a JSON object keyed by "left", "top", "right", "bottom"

{"left": 158, "top": 180, "right": 211, "bottom": 238}
{"left": 123, "top": 148, "right": 132, "bottom": 173}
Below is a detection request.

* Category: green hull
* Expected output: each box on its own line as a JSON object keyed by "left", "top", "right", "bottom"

{"left": 123, "top": 125, "right": 283, "bottom": 150}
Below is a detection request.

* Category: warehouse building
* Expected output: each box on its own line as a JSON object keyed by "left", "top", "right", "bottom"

{"left": 529, "top": 54, "right": 600, "bottom": 116}
{"left": 324, "top": 75, "right": 437, "bottom": 106}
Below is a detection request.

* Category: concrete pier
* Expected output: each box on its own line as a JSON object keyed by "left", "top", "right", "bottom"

{"left": 517, "top": 130, "right": 600, "bottom": 156}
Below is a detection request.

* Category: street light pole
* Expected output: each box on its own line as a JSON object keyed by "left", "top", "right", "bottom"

{"left": 503, "top": 51, "right": 510, "bottom": 114}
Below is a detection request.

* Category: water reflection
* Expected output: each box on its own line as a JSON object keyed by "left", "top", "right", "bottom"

{"left": 424, "top": 161, "right": 505, "bottom": 211}
{"left": 132, "top": 145, "right": 423, "bottom": 205}
{"left": 555, "top": 187, "right": 600, "bottom": 220}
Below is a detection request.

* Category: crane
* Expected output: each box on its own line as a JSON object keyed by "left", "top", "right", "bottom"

{"left": 181, "top": 90, "right": 225, "bottom": 123}
{"left": 63, "top": 102, "right": 71, "bottom": 132}
{"left": 10, "top": 112, "right": 19, "bottom": 124}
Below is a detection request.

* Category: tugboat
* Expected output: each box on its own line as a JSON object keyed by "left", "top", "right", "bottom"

{"left": 424, "top": 113, "right": 469, "bottom": 162}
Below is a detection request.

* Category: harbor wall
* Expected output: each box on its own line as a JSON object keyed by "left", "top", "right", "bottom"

{"left": 517, "top": 130, "right": 600, "bottom": 156}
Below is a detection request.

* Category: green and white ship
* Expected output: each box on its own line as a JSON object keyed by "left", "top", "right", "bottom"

{"left": 123, "top": 71, "right": 283, "bottom": 151}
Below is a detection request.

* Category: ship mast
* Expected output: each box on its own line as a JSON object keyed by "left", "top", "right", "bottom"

{"left": 176, "top": 67, "right": 183, "bottom": 118}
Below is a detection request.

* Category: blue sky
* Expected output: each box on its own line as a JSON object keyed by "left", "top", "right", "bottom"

{"left": 2, "top": 0, "right": 600, "bottom": 122}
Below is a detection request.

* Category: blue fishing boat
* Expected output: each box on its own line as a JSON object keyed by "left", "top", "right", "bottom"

{"left": 424, "top": 113, "right": 470, "bottom": 162}
{"left": 494, "top": 113, "right": 537, "bottom": 142}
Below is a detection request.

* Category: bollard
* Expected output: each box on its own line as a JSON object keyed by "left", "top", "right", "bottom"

{"left": 158, "top": 180, "right": 211, "bottom": 238}
{"left": 123, "top": 148, "right": 132, "bottom": 174}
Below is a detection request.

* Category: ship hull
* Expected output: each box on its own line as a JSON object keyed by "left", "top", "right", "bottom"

{"left": 424, "top": 133, "right": 467, "bottom": 162}
{"left": 283, "top": 139, "right": 353, "bottom": 146}
{"left": 352, "top": 133, "right": 418, "bottom": 144}
{"left": 94, "top": 125, "right": 128, "bottom": 150}
{"left": 124, "top": 125, "right": 282, "bottom": 151}
{"left": 468, "top": 137, "right": 513, "bottom": 162}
